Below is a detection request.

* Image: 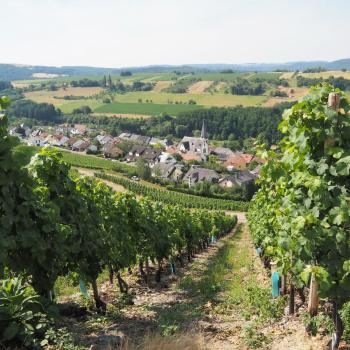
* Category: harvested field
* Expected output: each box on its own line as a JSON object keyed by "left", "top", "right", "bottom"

{"left": 153, "top": 80, "right": 172, "bottom": 92}
{"left": 188, "top": 80, "right": 213, "bottom": 94}
{"left": 263, "top": 87, "right": 309, "bottom": 107}
{"left": 298, "top": 70, "right": 350, "bottom": 79}
{"left": 25, "top": 86, "right": 103, "bottom": 99}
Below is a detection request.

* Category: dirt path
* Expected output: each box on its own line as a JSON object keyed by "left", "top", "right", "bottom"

{"left": 67, "top": 216, "right": 327, "bottom": 350}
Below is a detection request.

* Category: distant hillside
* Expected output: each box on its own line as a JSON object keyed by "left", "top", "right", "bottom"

{"left": 1, "top": 58, "right": 350, "bottom": 81}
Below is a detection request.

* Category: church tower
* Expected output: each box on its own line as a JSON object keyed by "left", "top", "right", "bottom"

{"left": 200, "top": 120, "right": 209, "bottom": 161}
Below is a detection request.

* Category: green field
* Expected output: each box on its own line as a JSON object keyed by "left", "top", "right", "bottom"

{"left": 17, "top": 70, "right": 325, "bottom": 116}
{"left": 94, "top": 102, "right": 203, "bottom": 115}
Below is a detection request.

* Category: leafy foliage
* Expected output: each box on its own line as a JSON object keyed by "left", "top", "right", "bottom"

{"left": 0, "top": 277, "right": 51, "bottom": 349}
{"left": 95, "top": 172, "right": 249, "bottom": 211}
{"left": 248, "top": 84, "right": 350, "bottom": 304}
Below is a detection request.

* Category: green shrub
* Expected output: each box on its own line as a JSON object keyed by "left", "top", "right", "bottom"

{"left": 42, "top": 327, "right": 81, "bottom": 350}
{"left": 302, "top": 312, "right": 334, "bottom": 336}
{"left": 340, "top": 301, "right": 350, "bottom": 342}
{"left": 0, "top": 277, "right": 51, "bottom": 349}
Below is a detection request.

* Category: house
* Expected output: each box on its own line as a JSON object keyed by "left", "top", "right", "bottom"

{"left": 219, "top": 170, "right": 257, "bottom": 188}
{"left": 67, "top": 137, "right": 78, "bottom": 147}
{"left": 119, "top": 133, "right": 151, "bottom": 145}
{"left": 10, "top": 124, "right": 31, "bottom": 138}
{"left": 212, "top": 147, "right": 233, "bottom": 161}
{"left": 71, "top": 124, "right": 87, "bottom": 135}
{"left": 158, "top": 152, "right": 176, "bottom": 165}
{"left": 103, "top": 139, "right": 124, "bottom": 159}
{"left": 127, "top": 145, "right": 146, "bottom": 161}
{"left": 183, "top": 165, "right": 219, "bottom": 187}
{"left": 152, "top": 163, "right": 184, "bottom": 181}
{"left": 54, "top": 135, "right": 69, "bottom": 147}
{"left": 72, "top": 139, "right": 90, "bottom": 152}
{"left": 224, "top": 153, "right": 248, "bottom": 170}
{"left": 95, "top": 134, "right": 113, "bottom": 145}
{"left": 152, "top": 163, "right": 176, "bottom": 179}
{"left": 142, "top": 148, "right": 162, "bottom": 167}
{"left": 27, "top": 137, "right": 45, "bottom": 147}
{"left": 177, "top": 120, "right": 209, "bottom": 161}
{"left": 56, "top": 124, "right": 72, "bottom": 135}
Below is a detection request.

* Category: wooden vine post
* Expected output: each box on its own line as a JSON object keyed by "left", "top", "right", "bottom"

{"left": 280, "top": 275, "right": 287, "bottom": 295}
{"left": 289, "top": 282, "right": 295, "bottom": 315}
{"left": 308, "top": 272, "right": 319, "bottom": 316}
{"left": 328, "top": 92, "right": 340, "bottom": 110}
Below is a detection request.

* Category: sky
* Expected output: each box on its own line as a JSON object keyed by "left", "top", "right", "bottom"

{"left": 1, "top": 0, "right": 349, "bottom": 68}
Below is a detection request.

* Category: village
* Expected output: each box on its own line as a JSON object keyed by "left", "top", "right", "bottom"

{"left": 10, "top": 120, "right": 263, "bottom": 191}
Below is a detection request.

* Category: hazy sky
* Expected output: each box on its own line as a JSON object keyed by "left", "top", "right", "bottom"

{"left": 1, "top": 0, "right": 349, "bottom": 67}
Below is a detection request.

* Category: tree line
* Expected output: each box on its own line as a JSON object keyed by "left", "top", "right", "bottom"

{"left": 297, "top": 75, "right": 350, "bottom": 91}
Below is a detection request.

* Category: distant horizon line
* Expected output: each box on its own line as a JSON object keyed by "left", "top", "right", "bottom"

{"left": 2, "top": 57, "right": 350, "bottom": 70}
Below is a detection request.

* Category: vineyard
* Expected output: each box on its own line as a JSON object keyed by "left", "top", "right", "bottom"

{"left": 0, "top": 95, "right": 237, "bottom": 349}
{"left": 248, "top": 85, "right": 350, "bottom": 349}
{"left": 95, "top": 172, "right": 250, "bottom": 211}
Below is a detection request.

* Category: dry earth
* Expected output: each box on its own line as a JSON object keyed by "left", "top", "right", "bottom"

{"left": 153, "top": 81, "right": 172, "bottom": 93}
{"left": 188, "top": 80, "right": 214, "bottom": 94}
{"left": 263, "top": 87, "right": 309, "bottom": 107}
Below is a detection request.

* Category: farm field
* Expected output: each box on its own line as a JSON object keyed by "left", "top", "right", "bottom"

{"left": 24, "top": 88, "right": 268, "bottom": 115}
{"left": 263, "top": 86, "right": 309, "bottom": 107}
{"left": 94, "top": 101, "right": 204, "bottom": 115}
{"left": 188, "top": 80, "right": 214, "bottom": 93}
{"left": 298, "top": 70, "right": 350, "bottom": 79}
{"left": 17, "top": 70, "right": 350, "bottom": 117}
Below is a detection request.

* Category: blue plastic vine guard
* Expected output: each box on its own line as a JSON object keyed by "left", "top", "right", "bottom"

{"left": 272, "top": 271, "right": 280, "bottom": 297}
{"left": 79, "top": 280, "right": 89, "bottom": 297}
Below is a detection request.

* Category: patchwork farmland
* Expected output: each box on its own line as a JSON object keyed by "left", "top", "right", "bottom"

{"left": 17, "top": 70, "right": 350, "bottom": 117}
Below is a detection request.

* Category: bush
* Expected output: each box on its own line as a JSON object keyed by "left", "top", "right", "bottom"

{"left": 0, "top": 277, "right": 52, "bottom": 349}
{"left": 302, "top": 312, "right": 334, "bottom": 336}
{"left": 340, "top": 301, "right": 350, "bottom": 342}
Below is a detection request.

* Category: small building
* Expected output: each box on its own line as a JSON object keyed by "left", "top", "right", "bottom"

{"left": 224, "top": 153, "right": 248, "bottom": 170}
{"left": 71, "top": 124, "right": 87, "bottom": 135}
{"left": 127, "top": 145, "right": 146, "bottom": 161}
{"left": 72, "top": 139, "right": 90, "bottom": 152}
{"left": 152, "top": 163, "right": 184, "bottom": 181}
{"left": 158, "top": 152, "right": 177, "bottom": 165}
{"left": 183, "top": 165, "right": 219, "bottom": 187}
{"left": 142, "top": 148, "right": 162, "bottom": 167}
{"left": 27, "top": 137, "right": 45, "bottom": 147}
{"left": 95, "top": 134, "right": 113, "bottom": 145}
{"left": 212, "top": 147, "right": 234, "bottom": 161}
{"left": 219, "top": 170, "right": 257, "bottom": 188}
{"left": 103, "top": 140, "right": 124, "bottom": 159}
{"left": 119, "top": 133, "right": 150, "bottom": 145}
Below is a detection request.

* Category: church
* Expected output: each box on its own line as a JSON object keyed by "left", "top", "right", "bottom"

{"left": 177, "top": 120, "right": 209, "bottom": 161}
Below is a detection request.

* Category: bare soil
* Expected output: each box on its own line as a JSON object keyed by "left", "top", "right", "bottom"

{"left": 188, "top": 80, "right": 214, "bottom": 94}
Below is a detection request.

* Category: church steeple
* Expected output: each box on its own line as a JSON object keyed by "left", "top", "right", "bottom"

{"left": 201, "top": 120, "right": 207, "bottom": 139}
